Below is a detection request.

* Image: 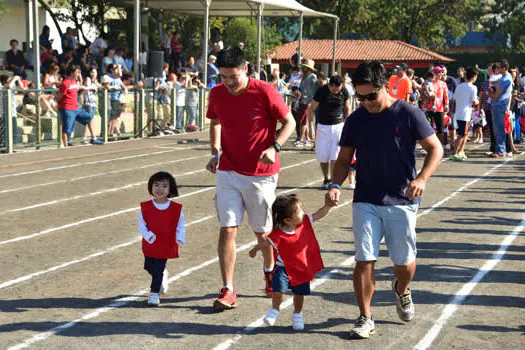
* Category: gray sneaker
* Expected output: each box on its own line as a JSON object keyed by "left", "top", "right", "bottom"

{"left": 392, "top": 279, "right": 415, "bottom": 322}
{"left": 349, "top": 315, "right": 376, "bottom": 339}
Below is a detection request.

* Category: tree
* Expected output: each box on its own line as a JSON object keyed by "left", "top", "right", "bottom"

{"left": 480, "top": 0, "right": 525, "bottom": 53}
{"left": 221, "top": 18, "right": 282, "bottom": 63}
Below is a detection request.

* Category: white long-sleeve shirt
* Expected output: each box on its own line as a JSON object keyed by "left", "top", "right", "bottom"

{"left": 137, "top": 199, "right": 186, "bottom": 245}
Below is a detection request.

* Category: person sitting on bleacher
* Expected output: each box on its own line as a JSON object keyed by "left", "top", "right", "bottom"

{"left": 6, "top": 39, "right": 28, "bottom": 80}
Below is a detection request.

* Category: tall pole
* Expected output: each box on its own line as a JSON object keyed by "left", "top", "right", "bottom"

{"left": 332, "top": 18, "right": 338, "bottom": 76}
{"left": 256, "top": 3, "right": 262, "bottom": 79}
{"left": 203, "top": 2, "right": 209, "bottom": 87}
{"left": 134, "top": 0, "right": 140, "bottom": 82}
{"left": 298, "top": 12, "right": 303, "bottom": 66}
{"left": 32, "top": 0, "right": 41, "bottom": 148}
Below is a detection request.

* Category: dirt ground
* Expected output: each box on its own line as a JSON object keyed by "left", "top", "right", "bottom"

{"left": 0, "top": 133, "right": 523, "bottom": 350}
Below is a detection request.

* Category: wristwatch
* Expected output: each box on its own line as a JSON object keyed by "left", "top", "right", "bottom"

{"left": 271, "top": 142, "right": 282, "bottom": 152}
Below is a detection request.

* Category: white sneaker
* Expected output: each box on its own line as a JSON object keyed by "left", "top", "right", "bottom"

{"left": 263, "top": 308, "right": 280, "bottom": 326}
{"left": 291, "top": 312, "right": 304, "bottom": 331}
{"left": 350, "top": 315, "right": 376, "bottom": 339}
{"left": 392, "top": 279, "right": 415, "bottom": 322}
{"left": 349, "top": 183, "right": 356, "bottom": 190}
{"left": 147, "top": 292, "right": 160, "bottom": 307}
{"left": 294, "top": 141, "right": 304, "bottom": 148}
{"left": 161, "top": 269, "right": 169, "bottom": 294}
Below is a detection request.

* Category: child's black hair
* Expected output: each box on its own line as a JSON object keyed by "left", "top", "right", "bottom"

{"left": 272, "top": 194, "right": 301, "bottom": 229}
{"left": 148, "top": 171, "right": 179, "bottom": 198}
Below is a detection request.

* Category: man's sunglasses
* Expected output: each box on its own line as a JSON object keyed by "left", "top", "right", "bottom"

{"left": 355, "top": 88, "right": 381, "bottom": 102}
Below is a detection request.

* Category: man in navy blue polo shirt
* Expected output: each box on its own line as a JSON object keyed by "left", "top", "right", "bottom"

{"left": 325, "top": 61, "right": 443, "bottom": 339}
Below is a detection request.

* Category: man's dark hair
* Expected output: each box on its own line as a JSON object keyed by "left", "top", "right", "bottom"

{"left": 217, "top": 47, "right": 246, "bottom": 69}
{"left": 148, "top": 171, "right": 179, "bottom": 198}
{"left": 351, "top": 60, "right": 388, "bottom": 87}
{"left": 465, "top": 67, "right": 478, "bottom": 81}
{"left": 65, "top": 64, "right": 78, "bottom": 77}
{"left": 491, "top": 63, "right": 497, "bottom": 71}
{"left": 317, "top": 71, "right": 327, "bottom": 80}
{"left": 329, "top": 75, "right": 344, "bottom": 86}
{"left": 498, "top": 59, "right": 509, "bottom": 70}
{"left": 425, "top": 71, "right": 435, "bottom": 79}
{"left": 10, "top": 39, "right": 18, "bottom": 46}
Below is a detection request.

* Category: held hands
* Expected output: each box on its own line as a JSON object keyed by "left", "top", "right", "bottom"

{"left": 405, "top": 178, "right": 426, "bottom": 200}
{"left": 259, "top": 147, "right": 276, "bottom": 165}
{"left": 206, "top": 157, "right": 219, "bottom": 174}
{"left": 325, "top": 188, "right": 341, "bottom": 207}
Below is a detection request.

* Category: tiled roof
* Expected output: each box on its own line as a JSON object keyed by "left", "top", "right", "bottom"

{"left": 274, "top": 40, "right": 454, "bottom": 63}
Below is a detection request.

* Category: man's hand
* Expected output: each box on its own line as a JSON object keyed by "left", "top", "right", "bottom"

{"left": 259, "top": 147, "right": 276, "bottom": 165}
{"left": 206, "top": 157, "right": 219, "bottom": 174}
{"left": 325, "top": 188, "right": 341, "bottom": 207}
{"left": 405, "top": 178, "right": 426, "bottom": 200}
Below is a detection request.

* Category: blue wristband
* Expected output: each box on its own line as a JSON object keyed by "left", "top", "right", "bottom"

{"left": 330, "top": 184, "right": 340, "bottom": 189}
{"left": 211, "top": 154, "right": 219, "bottom": 160}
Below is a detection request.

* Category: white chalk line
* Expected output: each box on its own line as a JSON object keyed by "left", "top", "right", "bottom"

{"left": 0, "top": 168, "right": 207, "bottom": 216}
{"left": 0, "top": 164, "right": 321, "bottom": 291}
{"left": 0, "top": 147, "right": 193, "bottom": 179}
{"left": 0, "top": 154, "right": 207, "bottom": 195}
{"left": 5, "top": 177, "right": 325, "bottom": 350}
{"left": 0, "top": 159, "right": 315, "bottom": 247}
{"left": 414, "top": 215, "right": 525, "bottom": 350}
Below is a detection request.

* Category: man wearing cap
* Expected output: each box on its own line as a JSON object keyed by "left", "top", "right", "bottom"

{"left": 424, "top": 66, "right": 449, "bottom": 147}
{"left": 207, "top": 55, "right": 219, "bottom": 88}
{"left": 388, "top": 63, "right": 412, "bottom": 102}
{"left": 297, "top": 59, "right": 317, "bottom": 148}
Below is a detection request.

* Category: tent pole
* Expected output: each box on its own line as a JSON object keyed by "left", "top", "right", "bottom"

{"left": 134, "top": 0, "right": 140, "bottom": 82}
{"left": 256, "top": 3, "right": 262, "bottom": 79}
{"left": 298, "top": 12, "right": 303, "bottom": 66}
{"left": 203, "top": 1, "right": 209, "bottom": 86}
{"left": 332, "top": 18, "right": 338, "bottom": 76}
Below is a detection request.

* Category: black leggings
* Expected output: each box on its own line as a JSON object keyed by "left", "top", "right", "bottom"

{"left": 427, "top": 111, "right": 445, "bottom": 134}
{"left": 144, "top": 257, "right": 167, "bottom": 293}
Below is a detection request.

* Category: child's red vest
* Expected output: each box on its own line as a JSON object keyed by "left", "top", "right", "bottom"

{"left": 140, "top": 200, "right": 182, "bottom": 259}
{"left": 269, "top": 215, "right": 324, "bottom": 286}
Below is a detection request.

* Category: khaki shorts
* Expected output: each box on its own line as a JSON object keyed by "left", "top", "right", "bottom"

{"left": 215, "top": 170, "right": 278, "bottom": 233}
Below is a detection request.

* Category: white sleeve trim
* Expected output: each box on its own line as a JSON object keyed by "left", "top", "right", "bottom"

{"left": 137, "top": 210, "right": 155, "bottom": 242}
{"left": 176, "top": 211, "right": 187, "bottom": 246}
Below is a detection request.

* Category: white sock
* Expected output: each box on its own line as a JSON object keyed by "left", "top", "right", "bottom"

{"left": 264, "top": 266, "right": 275, "bottom": 273}
{"left": 224, "top": 285, "right": 234, "bottom": 292}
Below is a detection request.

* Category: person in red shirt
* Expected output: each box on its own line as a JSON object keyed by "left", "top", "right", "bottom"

{"left": 138, "top": 171, "right": 186, "bottom": 307}
{"left": 170, "top": 31, "right": 183, "bottom": 73}
{"left": 205, "top": 47, "right": 296, "bottom": 310}
{"left": 249, "top": 194, "right": 330, "bottom": 331}
{"left": 57, "top": 64, "right": 104, "bottom": 147}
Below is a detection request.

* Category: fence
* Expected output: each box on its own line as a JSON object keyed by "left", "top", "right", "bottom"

{"left": 0, "top": 86, "right": 359, "bottom": 153}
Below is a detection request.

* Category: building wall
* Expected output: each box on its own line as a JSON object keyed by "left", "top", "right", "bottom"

{"left": 0, "top": 3, "right": 46, "bottom": 52}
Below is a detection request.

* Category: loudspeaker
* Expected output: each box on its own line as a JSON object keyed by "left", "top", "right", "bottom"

{"left": 148, "top": 51, "right": 164, "bottom": 78}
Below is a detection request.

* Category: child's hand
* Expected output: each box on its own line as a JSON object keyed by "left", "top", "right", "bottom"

{"left": 248, "top": 246, "right": 258, "bottom": 258}
{"left": 144, "top": 232, "right": 156, "bottom": 244}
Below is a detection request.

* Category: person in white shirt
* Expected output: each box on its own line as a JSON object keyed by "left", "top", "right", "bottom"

{"left": 450, "top": 67, "right": 479, "bottom": 161}
{"left": 175, "top": 69, "right": 190, "bottom": 132}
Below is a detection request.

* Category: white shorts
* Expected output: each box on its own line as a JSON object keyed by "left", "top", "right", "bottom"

{"left": 215, "top": 170, "right": 278, "bottom": 233}
{"left": 315, "top": 123, "right": 344, "bottom": 163}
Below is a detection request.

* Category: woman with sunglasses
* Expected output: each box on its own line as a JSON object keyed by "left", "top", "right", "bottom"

{"left": 325, "top": 61, "right": 443, "bottom": 339}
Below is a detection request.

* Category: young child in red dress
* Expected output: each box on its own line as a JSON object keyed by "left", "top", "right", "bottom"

{"left": 249, "top": 194, "right": 330, "bottom": 330}
{"left": 138, "top": 171, "right": 186, "bottom": 306}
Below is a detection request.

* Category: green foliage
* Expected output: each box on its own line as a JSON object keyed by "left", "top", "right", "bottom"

{"left": 480, "top": 0, "right": 525, "bottom": 53}
{"left": 0, "top": 1, "right": 5, "bottom": 22}
{"left": 221, "top": 18, "right": 282, "bottom": 62}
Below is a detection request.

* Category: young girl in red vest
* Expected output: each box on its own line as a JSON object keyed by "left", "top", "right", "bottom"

{"left": 249, "top": 194, "right": 330, "bottom": 330}
{"left": 138, "top": 171, "right": 186, "bottom": 306}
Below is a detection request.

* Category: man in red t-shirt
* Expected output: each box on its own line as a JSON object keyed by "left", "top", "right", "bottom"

{"left": 205, "top": 47, "right": 296, "bottom": 310}
{"left": 57, "top": 64, "right": 104, "bottom": 147}
{"left": 170, "top": 31, "right": 183, "bottom": 73}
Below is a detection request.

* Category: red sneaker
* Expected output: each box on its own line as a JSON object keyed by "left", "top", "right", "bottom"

{"left": 213, "top": 288, "right": 237, "bottom": 310}
{"left": 490, "top": 153, "right": 505, "bottom": 158}
{"left": 264, "top": 270, "right": 274, "bottom": 298}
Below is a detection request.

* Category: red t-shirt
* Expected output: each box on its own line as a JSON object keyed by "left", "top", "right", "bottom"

{"left": 206, "top": 78, "right": 290, "bottom": 176}
{"left": 427, "top": 80, "right": 448, "bottom": 112}
{"left": 58, "top": 78, "right": 79, "bottom": 110}
{"left": 171, "top": 38, "right": 181, "bottom": 53}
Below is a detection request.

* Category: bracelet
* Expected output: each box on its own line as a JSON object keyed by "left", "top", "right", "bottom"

{"left": 330, "top": 184, "right": 340, "bottom": 189}
{"left": 308, "top": 126, "right": 313, "bottom": 131}
{"left": 210, "top": 154, "right": 219, "bottom": 160}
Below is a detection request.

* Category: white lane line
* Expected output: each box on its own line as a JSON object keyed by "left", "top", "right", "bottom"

{"left": 0, "top": 155, "right": 207, "bottom": 195}
{"left": 0, "top": 187, "right": 215, "bottom": 247}
{"left": 414, "top": 215, "right": 525, "bottom": 350}
{"left": 0, "top": 159, "right": 315, "bottom": 247}
{"left": 5, "top": 179, "right": 324, "bottom": 350}
{"left": 0, "top": 177, "right": 323, "bottom": 291}
{"left": 0, "top": 147, "right": 191, "bottom": 179}
{"left": 0, "top": 168, "right": 207, "bottom": 216}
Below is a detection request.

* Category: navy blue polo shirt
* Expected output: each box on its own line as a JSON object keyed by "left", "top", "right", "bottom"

{"left": 340, "top": 100, "right": 435, "bottom": 206}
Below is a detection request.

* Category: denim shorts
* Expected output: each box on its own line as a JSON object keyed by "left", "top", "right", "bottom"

{"left": 59, "top": 108, "right": 94, "bottom": 135}
{"left": 352, "top": 202, "right": 418, "bottom": 266}
{"left": 272, "top": 266, "right": 311, "bottom": 295}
